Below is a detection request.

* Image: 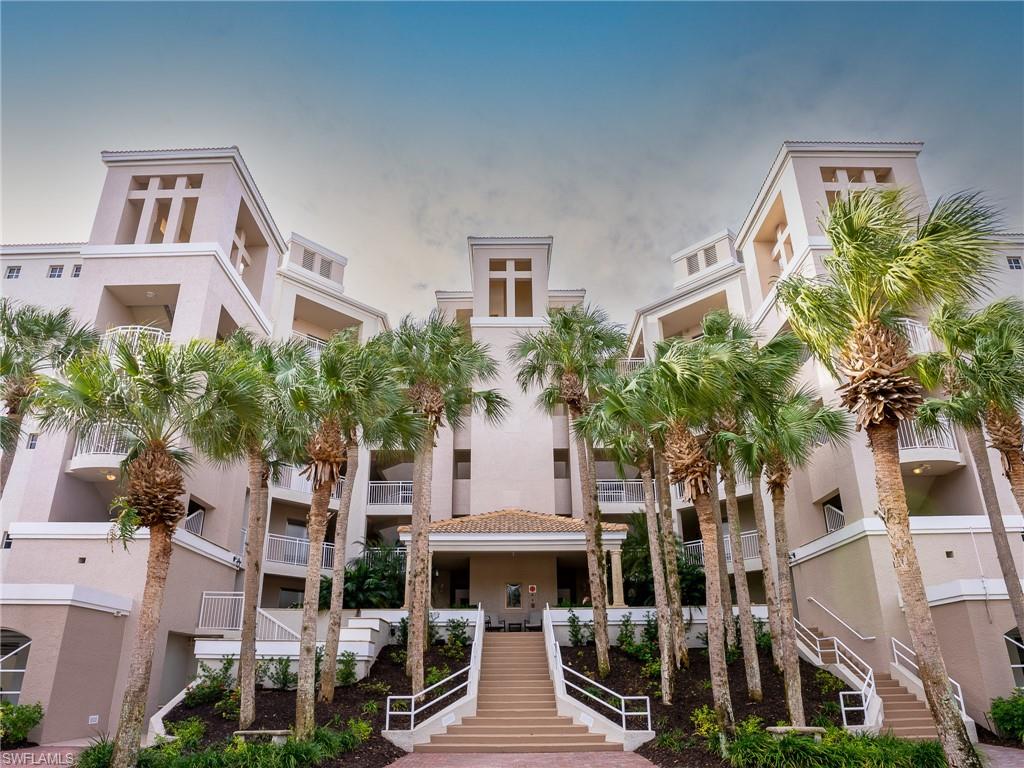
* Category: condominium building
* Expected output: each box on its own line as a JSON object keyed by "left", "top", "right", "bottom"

{"left": 1, "top": 141, "right": 1022, "bottom": 745}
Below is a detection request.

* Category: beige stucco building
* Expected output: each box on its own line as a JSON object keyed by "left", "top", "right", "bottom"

{"left": 1, "top": 141, "right": 1023, "bottom": 743}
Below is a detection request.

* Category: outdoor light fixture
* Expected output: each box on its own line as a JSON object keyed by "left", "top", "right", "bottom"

{"left": 105, "top": 472, "right": 116, "bottom": 481}
{"left": 145, "top": 290, "right": 156, "bottom": 298}
{"left": 912, "top": 464, "right": 930, "bottom": 475}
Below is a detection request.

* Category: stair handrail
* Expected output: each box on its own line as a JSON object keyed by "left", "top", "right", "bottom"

{"left": 1004, "top": 633, "right": 1024, "bottom": 679}
{"left": 255, "top": 608, "right": 300, "bottom": 641}
{"left": 543, "top": 604, "right": 650, "bottom": 731}
{"left": 795, "top": 618, "right": 878, "bottom": 728}
{"left": 891, "top": 637, "right": 966, "bottom": 717}
{"left": 384, "top": 603, "right": 483, "bottom": 731}
{"left": 806, "top": 597, "right": 876, "bottom": 641}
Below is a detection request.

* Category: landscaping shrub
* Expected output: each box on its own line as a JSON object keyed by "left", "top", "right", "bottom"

{"left": 753, "top": 618, "right": 773, "bottom": 653}
{"left": 690, "top": 703, "right": 721, "bottom": 751}
{"left": 183, "top": 658, "right": 234, "bottom": 707}
{"left": 0, "top": 700, "right": 44, "bottom": 745}
{"left": 213, "top": 689, "right": 240, "bottom": 721}
{"left": 76, "top": 736, "right": 114, "bottom": 768}
{"left": 442, "top": 617, "right": 470, "bottom": 660}
{"left": 567, "top": 608, "right": 594, "bottom": 647}
{"left": 267, "top": 656, "right": 297, "bottom": 690}
{"left": 425, "top": 664, "right": 450, "bottom": 687}
{"left": 814, "top": 668, "right": 846, "bottom": 695}
{"left": 641, "top": 611, "right": 659, "bottom": 647}
{"left": 616, "top": 612, "right": 636, "bottom": 649}
{"left": 991, "top": 688, "right": 1024, "bottom": 742}
{"left": 336, "top": 651, "right": 358, "bottom": 686}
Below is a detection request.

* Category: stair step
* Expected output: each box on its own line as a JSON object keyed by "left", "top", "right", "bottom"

{"left": 416, "top": 742, "right": 623, "bottom": 753}
{"left": 877, "top": 693, "right": 919, "bottom": 703}
{"left": 882, "top": 700, "right": 929, "bottom": 711}
{"left": 471, "top": 708, "right": 560, "bottom": 718}
{"left": 448, "top": 724, "right": 591, "bottom": 735}
{"left": 884, "top": 727, "right": 938, "bottom": 739}
{"left": 428, "top": 734, "right": 611, "bottom": 746}
{"left": 479, "top": 684, "right": 553, "bottom": 692}
{"left": 463, "top": 716, "right": 575, "bottom": 726}
{"left": 884, "top": 715, "right": 935, "bottom": 726}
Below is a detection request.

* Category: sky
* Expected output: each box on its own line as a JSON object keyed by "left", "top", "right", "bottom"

{"left": 2, "top": 1, "right": 1022, "bottom": 323}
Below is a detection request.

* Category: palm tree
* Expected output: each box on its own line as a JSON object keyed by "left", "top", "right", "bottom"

{"left": 918, "top": 299, "right": 1024, "bottom": 638}
{"left": 0, "top": 299, "right": 99, "bottom": 495}
{"left": 735, "top": 390, "right": 850, "bottom": 726}
{"left": 778, "top": 187, "right": 999, "bottom": 768}
{"left": 217, "top": 332, "right": 308, "bottom": 730}
{"left": 33, "top": 336, "right": 262, "bottom": 768}
{"left": 288, "top": 329, "right": 418, "bottom": 737}
{"left": 576, "top": 373, "right": 674, "bottom": 703}
{"left": 510, "top": 303, "right": 626, "bottom": 676}
{"left": 374, "top": 311, "right": 508, "bottom": 693}
{"left": 657, "top": 336, "right": 736, "bottom": 733}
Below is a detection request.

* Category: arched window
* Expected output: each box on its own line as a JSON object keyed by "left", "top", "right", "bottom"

{"left": 1004, "top": 628, "right": 1024, "bottom": 687}
{"left": 1, "top": 628, "right": 32, "bottom": 704}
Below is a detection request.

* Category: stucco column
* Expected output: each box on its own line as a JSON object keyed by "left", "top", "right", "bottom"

{"left": 609, "top": 548, "right": 626, "bottom": 607}
{"left": 402, "top": 544, "right": 412, "bottom": 609}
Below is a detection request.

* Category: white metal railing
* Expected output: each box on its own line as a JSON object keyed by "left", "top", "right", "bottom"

{"left": 544, "top": 604, "right": 650, "bottom": 730}
{"left": 795, "top": 619, "right": 877, "bottom": 727}
{"left": 596, "top": 479, "right": 647, "bottom": 504}
{"left": 74, "top": 424, "right": 131, "bottom": 457}
{"left": 272, "top": 465, "right": 343, "bottom": 499}
{"left": 0, "top": 639, "right": 31, "bottom": 703}
{"left": 824, "top": 504, "right": 846, "bottom": 533}
{"left": 897, "top": 318, "right": 934, "bottom": 355}
{"left": 385, "top": 604, "right": 483, "bottom": 730}
{"left": 180, "top": 509, "right": 204, "bottom": 536}
{"left": 1005, "top": 634, "right": 1024, "bottom": 686}
{"left": 265, "top": 533, "right": 334, "bottom": 570}
{"left": 897, "top": 416, "right": 957, "bottom": 452}
{"left": 293, "top": 332, "right": 327, "bottom": 359}
{"left": 806, "top": 597, "right": 876, "bottom": 641}
{"left": 682, "top": 529, "right": 760, "bottom": 566}
{"left": 367, "top": 480, "right": 413, "bottom": 505}
{"left": 891, "top": 637, "right": 965, "bottom": 718}
{"left": 102, "top": 325, "right": 171, "bottom": 354}
{"left": 362, "top": 547, "right": 407, "bottom": 571}
{"left": 617, "top": 358, "right": 646, "bottom": 375}
{"left": 196, "top": 591, "right": 299, "bottom": 640}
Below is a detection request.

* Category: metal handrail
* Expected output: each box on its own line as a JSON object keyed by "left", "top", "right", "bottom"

{"left": 896, "top": 415, "right": 957, "bottom": 452}
{"left": 367, "top": 480, "right": 413, "bottom": 505}
{"left": 891, "top": 637, "right": 965, "bottom": 717}
{"left": 385, "top": 604, "right": 483, "bottom": 730}
{"left": 806, "top": 597, "right": 876, "bottom": 641}
{"left": 265, "top": 532, "right": 334, "bottom": 570}
{"left": 1005, "top": 634, "right": 1024, "bottom": 682}
{"left": 795, "top": 619, "right": 877, "bottom": 727}
{"left": 543, "top": 604, "right": 650, "bottom": 730}
{"left": 682, "top": 529, "right": 760, "bottom": 566}
{"left": 595, "top": 479, "right": 647, "bottom": 504}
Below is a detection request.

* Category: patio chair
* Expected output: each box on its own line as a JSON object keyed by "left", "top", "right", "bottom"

{"left": 525, "top": 610, "right": 542, "bottom": 632}
{"left": 485, "top": 614, "right": 505, "bottom": 632}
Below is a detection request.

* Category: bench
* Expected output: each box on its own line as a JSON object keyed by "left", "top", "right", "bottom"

{"left": 765, "top": 726, "right": 827, "bottom": 742}
{"left": 233, "top": 730, "right": 291, "bottom": 745}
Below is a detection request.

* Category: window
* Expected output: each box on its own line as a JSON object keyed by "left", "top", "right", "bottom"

{"left": 5, "top": 266, "right": 20, "bottom": 279}
{"left": 47, "top": 265, "right": 63, "bottom": 279}
{"left": 1009, "top": 256, "right": 1023, "bottom": 271}
{"left": 1, "top": 532, "right": 11, "bottom": 550}
{"left": 285, "top": 519, "right": 308, "bottom": 540}
{"left": 26, "top": 434, "right": 38, "bottom": 450}
{"left": 278, "top": 588, "right": 304, "bottom": 609}
{"left": 71, "top": 264, "right": 82, "bottom": 278}
{"left": 454, "top": 449, "right": 471, "bottom": 480}
{"left": 0, "top": 629, "right": 31, "bottom": 703}
{"left": 505, "top": 583, "right": 522, "bottom": 609}
{"left": 553, "top": 448, "right": 570, "bottom": 479}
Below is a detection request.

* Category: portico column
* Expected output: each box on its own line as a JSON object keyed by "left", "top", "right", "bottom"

{"left": 402, "top": 544, "right": 412, "bottom": 609}
{"left": 609, "top": 548, "right": 626, "bottom": 607}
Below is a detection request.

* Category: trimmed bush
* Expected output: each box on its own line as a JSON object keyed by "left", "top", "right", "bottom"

{"left": 991, "top": 688, "right": 1024, "bottom": 742}
{"left": 183, "top": 658, "right": 234, "bottom": 707}
{"left": 0, "top": 700, "right": 44, "bottom": 745}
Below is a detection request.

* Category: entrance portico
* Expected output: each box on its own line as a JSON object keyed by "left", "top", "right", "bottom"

{"left": 398, "top": 509, "right": 628, "bottom": 615}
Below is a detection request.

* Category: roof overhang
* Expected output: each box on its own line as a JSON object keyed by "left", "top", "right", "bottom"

{"left": 397, "top": 530, "right": 627, "bottom": 552}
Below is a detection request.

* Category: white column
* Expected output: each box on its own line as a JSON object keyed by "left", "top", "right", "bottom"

{"left": 134, "top": 177, "right": 161, "bottom": 244}
{"left": 162, "top": 177, "right": 187, "bottom": 244}
{"left": 609, "top": 548, "right": 626, "bottom": 607}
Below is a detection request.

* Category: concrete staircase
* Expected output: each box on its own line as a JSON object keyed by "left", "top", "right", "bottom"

{"left": 874, "top": 672, "right": 938, "bottom": 740}
{"left": 415, "top": 632, "right": 622, "bottom": 753}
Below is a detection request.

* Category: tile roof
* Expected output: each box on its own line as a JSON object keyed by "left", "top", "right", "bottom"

{"left": 398, "top": 508, "right": 628, "bottom": 535}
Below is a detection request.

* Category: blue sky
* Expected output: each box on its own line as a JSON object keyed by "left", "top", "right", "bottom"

{"left": 2, "top": 2, "right": 1022, "bottom": 321}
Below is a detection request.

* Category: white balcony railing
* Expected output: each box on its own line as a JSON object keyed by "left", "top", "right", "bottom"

{"left": 292, "top": 332, "right": 327, "bottom": 359}
{"left": 102, "top": 325, "right": 171, "bottom": 354}
{"left": 617, "top": 358, "right": 646, "bottom": 375}
{"left": 74, "top": 424, "right": 131, "bottom": 457}
{"left": 367, "top": 480, "right": 413, "bottom": 505}
{"left": 823, "top": 503, "right": 846, "bottom": 533}
{"left": 682, "top": 529, "right": 760, "bottom": 566}
{"left": 197, "top": 591, "right": 299, "bottom": 640}
{"left": 362, "top": 546, "right": 406, "bottom": 571}
{"left": 271, "top": 465, "right": 343, "bottom": 499}
{"left": 897, "top": 416, "right": 957, "bottom": 452}
{"left": 896, "top": 318, "right": 934, "bottom": 355}
{"left": 181, "top": 509, "right": 204, "bottom": 536}
{"left": 596, "top": 479, "right": 647, "bottom": 505}
{"left": 265, "top": 533, "right": 334, "bottom": 570}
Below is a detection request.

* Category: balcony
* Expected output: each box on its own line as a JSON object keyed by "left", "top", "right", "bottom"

{"left": 681, "top": 529, "right": 761, "bottom": 571}
{"left": 366, "top": 480, "right": 413, "bottom": 513}
{"left": 617, "top": 358, "right": 646, "bottom": 376}
{"left": 66, "top": 424, "right": 130, "bottom": 479}
{"left": 270, "top": 464, "right": 343, "bottom": 503}
{"left": 896, "top": 318, "right": 934, "bottom": 355}
{"left": 671, "top": 465, "right": 753, "bottom": 507}
{"left": 265, "top": 532, "right": 334, "bottom": 571}
{"left": 897, "top": 416, "right": 962, "bottom": 476}
{"left": 292, "top": 332, "right": 327, "bottom": 359}
{"left": 102, "top": 325, "right": 171, "bottom": 353}
{"left": 823, "top": 503, "right": 846, "bottom": 533}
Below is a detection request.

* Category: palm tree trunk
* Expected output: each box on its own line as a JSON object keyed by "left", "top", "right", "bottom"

{"left": 294, "top": 479, "right": 332, "bottom": 739}
{"left": 238, "top": 450, "right": 270, "bottom": 729}
{"left": 749, "top": 465, "right": 782, "bottom": 669}
{"left": 319, "top": 438, "right": 359, "bottom": 703}
{"left": 866, "top": 421, "right": 980, "bottom": 768}
{"left": 710, "top": 477, "right": 736, "bottom": 649}
{"left": 769, "top": 483, "right": 804, "bottom": 726}
{"left": 655, "top": 449, "right": 688, "bottom": 668}
{"left": 0, "top": 407, "right": 24, "bottom": 497}
{"left": 572, "top": 420, "right": 610, "bottom": 676}
{"left": 1005, "top": 448, "right": 1024, "bottom": 516}
{"left": 964, "top": 425, "right": 1024, "bottom": 640}
{"left": 724, "top": 460, "right": 762, "bottom": 701}
{"left": 109, "top": 522, "right": 173, "bottom": 768}
{"left": 640, "top": 463, "right": 673, "bottom": 703}
{"left": 407, "top": 425, "right": 436, "bottom": 694}
{"left": 694, "top": 491, "right": 734, "bottom": 732}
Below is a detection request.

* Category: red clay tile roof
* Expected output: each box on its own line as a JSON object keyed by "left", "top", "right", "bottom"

{"left": 397, "top": 508, "right": 628, "bottom": 535}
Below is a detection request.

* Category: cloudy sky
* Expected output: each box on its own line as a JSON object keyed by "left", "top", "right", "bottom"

{"left": 2, "top": 2, "right": 1022, "bottom": 323}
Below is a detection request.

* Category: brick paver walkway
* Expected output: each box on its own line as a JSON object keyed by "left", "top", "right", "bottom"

{"left": 389, "top": 753, "right": 657, "bottom": 768}
{"left": 981, "top": 744, "right": 1024, "bottom": 768}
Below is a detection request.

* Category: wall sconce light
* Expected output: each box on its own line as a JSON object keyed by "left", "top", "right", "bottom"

{"left": 105, "top": 472, "right": 117, "bottom": 481}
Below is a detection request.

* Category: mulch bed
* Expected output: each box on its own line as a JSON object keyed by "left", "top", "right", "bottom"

{"left": 977, "top": 724, "right": 1023, "bottom": 750}
{"left": 165, "top": 643, "right": 462, "bottom": 768}
{"left": 563, "top": 645, "right": 846, "bottom": 768}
